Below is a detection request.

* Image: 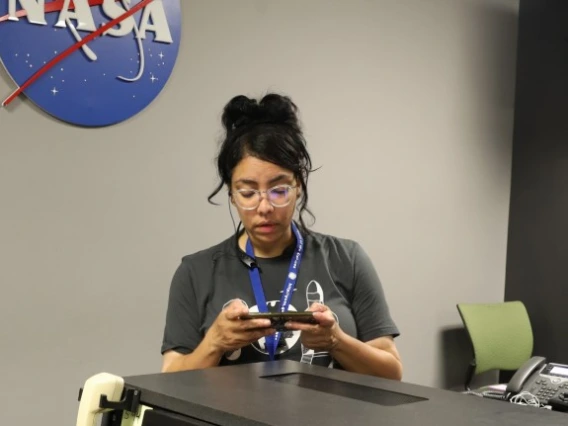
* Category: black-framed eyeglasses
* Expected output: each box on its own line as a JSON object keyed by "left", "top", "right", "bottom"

{"left": 233, "top": 185, "right": 298, "bottom": 210}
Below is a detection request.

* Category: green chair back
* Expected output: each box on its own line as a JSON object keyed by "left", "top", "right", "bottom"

{"left": 457, "top": 301, "right": 533, "bottom": 379}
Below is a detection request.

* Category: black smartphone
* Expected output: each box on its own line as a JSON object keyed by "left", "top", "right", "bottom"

{"left": 241, "top": 312, "right": 318, "bottom": 331}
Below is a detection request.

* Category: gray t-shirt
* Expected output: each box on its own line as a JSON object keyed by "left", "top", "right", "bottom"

{"left": 161, "top": 230, "right": 399, "bottom": 368}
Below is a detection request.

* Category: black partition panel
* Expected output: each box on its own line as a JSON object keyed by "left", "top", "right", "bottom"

{"left": 505, "top": 0, "right": 568, "bottom": 364}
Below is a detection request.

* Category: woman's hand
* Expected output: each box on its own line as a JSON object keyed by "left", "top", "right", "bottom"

{"left": 204, "top": 299, "right": 276, "bottom": 354}
{"left": 286, "top": 302, "right": 341, "bottom": 352}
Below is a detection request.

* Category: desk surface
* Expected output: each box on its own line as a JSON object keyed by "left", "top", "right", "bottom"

{"left": 124, "top": 361, "right": 567, "bottom": 426}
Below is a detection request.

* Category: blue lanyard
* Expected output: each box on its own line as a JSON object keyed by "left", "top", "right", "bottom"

{"left": 245, "top": 221, "right": 304, "bottom": 360}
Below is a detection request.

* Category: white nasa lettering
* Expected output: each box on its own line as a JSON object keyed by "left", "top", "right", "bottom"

{"left": 7, "top": 0, "right": 173, "bottom": 44}
{"left": 55, "top": 0, "right": 97, "bottom": 32}
{"left": 101, "top": 0, "right": 135, "bottom": 37}
{"left": 8, "top": 0, "right": 47, "bottom": 25}
{"left": 139, "top": 0, "right": 173, "bottom": 43}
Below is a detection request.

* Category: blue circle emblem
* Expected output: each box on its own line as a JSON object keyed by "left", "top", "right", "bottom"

{"left": 0, "top": 0, "right": 181, "bottom": 127}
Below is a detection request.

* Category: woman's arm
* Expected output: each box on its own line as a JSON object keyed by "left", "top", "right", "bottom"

{"left": 162, "top": 340, "right": 223, "bottom": 372}
{"left": 329, "top": 331, "right": 402, "bottom": 380}
{"left": 162, "top": 299, "right": 275, "bottom": 373}
{"left": 332, "top": 240, "right": 402, "bottom": 379}
{"left": 287, "top": 303, "right": 402, "bottom": 380}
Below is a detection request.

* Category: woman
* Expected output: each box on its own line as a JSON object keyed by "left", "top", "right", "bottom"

{"left": 161, "top": 93, "right": 402, "bottom": 380}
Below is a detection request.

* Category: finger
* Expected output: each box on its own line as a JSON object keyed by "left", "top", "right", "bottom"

{"left": 225, "top": 310, "right": 242, "bottom": 321}
{"left": 225, "top": 301, "right": 249, "bottom": 321}
{"left": 248, "top": 328, "right": 276, "bottom": 342}
{"left": 285, "top": 321, "right": 320, "bottom": 332}
{"left": 240, "top": 318, "right": 272, "bottom": 330}
{"left": 233, "top": 328, "right": 275, "bottom": 348}
{"left": 312, "top": 310, "right": 335, "bottom": 327}
{"left": 225, "top": 298, "right": 247, "bottom": 309}
{"left": 307, "top": 302, "right": 327, "bottom": 313}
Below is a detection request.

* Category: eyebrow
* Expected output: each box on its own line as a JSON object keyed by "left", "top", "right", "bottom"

{"left": 235, "top": 174, "right": 294, "bottom": 186}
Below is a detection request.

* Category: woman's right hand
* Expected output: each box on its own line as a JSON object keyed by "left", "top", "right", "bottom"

{"left": 204, "top": 299, "right": 276, "bottom": 354}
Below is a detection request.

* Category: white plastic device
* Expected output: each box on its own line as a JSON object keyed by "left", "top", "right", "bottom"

{"left": 76, "top": 372, "right": 125, "bottom": 426}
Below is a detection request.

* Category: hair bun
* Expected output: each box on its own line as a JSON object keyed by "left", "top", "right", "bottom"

{"left": 258, "top": 94, "right": 300, "bottom": 132}
{"left": 222, "top": 93, "right": 300, "bottom": 133}
{"left": 221, "top": 95, "right": 259, "bottom": 131}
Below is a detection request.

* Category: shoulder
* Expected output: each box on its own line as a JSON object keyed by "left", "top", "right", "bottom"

{"left": 170, "top": 235, "right": 236, "bottom": 291}
{"left": 305, "top": 230, "right": 363, "bottom": 260}
{"left": 179, "top": 235, "right": 235, "bottom": 268}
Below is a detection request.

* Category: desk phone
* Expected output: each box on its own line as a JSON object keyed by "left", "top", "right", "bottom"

{"left": 506, "top": 356, "right": 568, "bottom": 405}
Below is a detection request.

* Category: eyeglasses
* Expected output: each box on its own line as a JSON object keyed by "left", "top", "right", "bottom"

{"left": 233, "top": 185, "right": 298, "bottom": 210}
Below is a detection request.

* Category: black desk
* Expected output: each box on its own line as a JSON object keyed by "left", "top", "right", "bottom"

{"left": 120, "top": 360, "right": 566, "bottom": 426}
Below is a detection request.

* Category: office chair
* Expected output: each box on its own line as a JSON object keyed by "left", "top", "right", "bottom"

{"left": 456, "top": 301, "right": 534, "bottom": 391}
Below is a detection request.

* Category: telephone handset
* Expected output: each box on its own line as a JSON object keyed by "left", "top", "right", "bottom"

{"left": 506, "top": 356, "right": 568, "bottom": 404}
{"left": 506, "top": 356, "right": 546, "bottom": 395}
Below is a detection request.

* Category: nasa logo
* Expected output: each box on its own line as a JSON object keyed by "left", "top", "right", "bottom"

{"left": 0, "top": 0, "right": 181, "bottom": 127}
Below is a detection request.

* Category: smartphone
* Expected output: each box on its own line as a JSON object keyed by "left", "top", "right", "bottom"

{"left": 241, "top": 312, "right": 317, "bottom": 331}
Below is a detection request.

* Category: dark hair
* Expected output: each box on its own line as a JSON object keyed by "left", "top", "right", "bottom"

{"left": 208, "top": 93, "right": 315, "bottom": 231}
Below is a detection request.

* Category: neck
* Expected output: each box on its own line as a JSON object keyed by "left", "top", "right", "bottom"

{"left": 239, "top": 226, "right": 295, "bottom": 258}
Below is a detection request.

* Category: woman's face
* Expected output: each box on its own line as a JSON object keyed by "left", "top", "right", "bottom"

{"left": 230, "top": 156, "right": 299, "bottom": 251}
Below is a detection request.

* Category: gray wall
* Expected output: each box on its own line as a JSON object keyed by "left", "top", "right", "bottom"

{"left": 0, "top": 0, "right": 518, "bottom": 424}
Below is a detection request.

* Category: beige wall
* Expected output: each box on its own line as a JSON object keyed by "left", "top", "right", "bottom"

{"left": 0, "top": 0, "right": 518, "bottom": 424}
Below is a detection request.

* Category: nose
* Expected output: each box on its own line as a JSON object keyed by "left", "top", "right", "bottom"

{"left": 256, "top": 192, "right": 274, "bottom": 215}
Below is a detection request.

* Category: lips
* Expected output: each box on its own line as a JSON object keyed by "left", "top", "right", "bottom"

{"left": 255, "top": 223, "right": 277, "bottom": 233}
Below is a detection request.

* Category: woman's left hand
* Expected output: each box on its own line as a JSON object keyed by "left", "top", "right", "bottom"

{"left": 285, "top": 303, "right": 341, "bottom": 352}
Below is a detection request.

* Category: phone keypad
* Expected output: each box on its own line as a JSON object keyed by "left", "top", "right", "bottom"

{"left": 535, "top": 387, "right": 557, "bottom": 401}
{"left": 531, "top": 380, "right": 561, "bottom": 403}
{"left": 529, "top": 376, "right": 568, "bottom": 404}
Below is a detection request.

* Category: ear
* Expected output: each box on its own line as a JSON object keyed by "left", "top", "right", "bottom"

{"left": 227, "top": 185, "right": 234, "bottom": 203}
